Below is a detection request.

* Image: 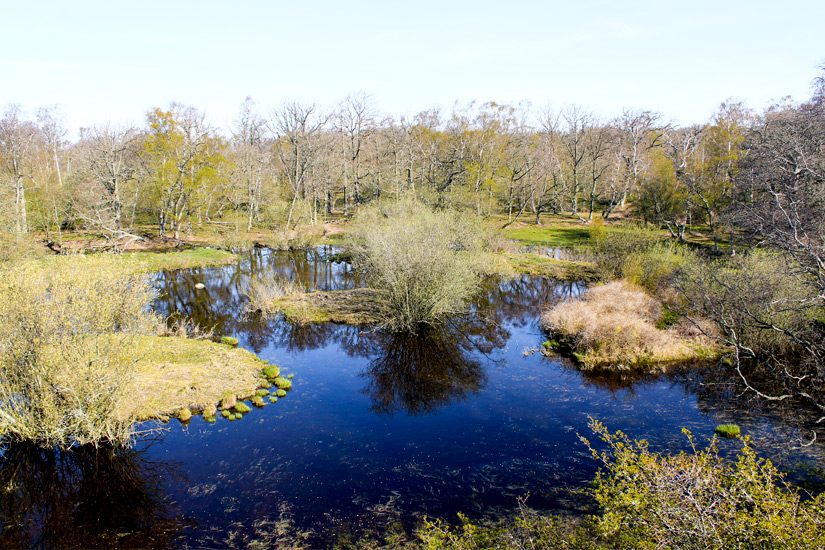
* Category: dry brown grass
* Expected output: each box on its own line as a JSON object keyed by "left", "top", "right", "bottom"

{"left": 541, "top": 280, "right": 719, "bottom": 370}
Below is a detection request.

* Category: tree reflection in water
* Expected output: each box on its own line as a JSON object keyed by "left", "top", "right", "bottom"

{"left": 0, "top": 442, "right": 186, "bottom": 549}
{"left": 359, "top": 325, "right": 501, "bottom": 416}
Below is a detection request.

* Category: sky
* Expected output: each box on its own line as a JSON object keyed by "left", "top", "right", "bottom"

{"left": 2, "top": 0, "right": 823, "bottom": 136}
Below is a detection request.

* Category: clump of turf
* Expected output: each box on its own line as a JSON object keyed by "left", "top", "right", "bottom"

{"left": 262, "top": 365, "right": 281, "bottom": 379}
{"left": 221, "top": 336, "right": 239, "bottom": 346}
{"left": 235, "top": 402, "right": 252, "bottom": 414}
{"left": 272, "top": 377, "right": 292, "bottom": 390}
{"left": 256, "top": 389, "right": 270, "bottom": 397}
{"left": 269, "top": 396, "right": 278, "bottom": 403}
{"left": 178, "top": 407, "right": 192, "bottom": 422}
{"left": 220, "top": 393, "right": 237, "bottom": 410}
{"left": 541, "top": 280, "right": 719, "bottom": 370}
{"left": 275, "top": 389, "right": 287, "bottom": 398}
{"left": 715, "top": 424, "right": 741, "bottom": 438}
{"left": 221, "top": 410, "right": 231, "bottom": 418}
{"left": 251, "top": 395, "right": 265, "bottom": 407}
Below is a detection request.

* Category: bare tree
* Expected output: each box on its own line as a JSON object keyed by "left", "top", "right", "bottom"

{"left": 335, "top": 93, "right": 376, "bottom": 214}
{"left": 270, "top": 101, "right": 328, "bottom": 227}
{"left": 604, "top": 109, "right": 662, "bottom": 219}
{"left": 231, "top": 97, "right": 271, "bottom": 231}
{"left": 74, "top": 124, "right": 142, "bottom": 242}
{"left": 0, "top": 105, "right": 40, "bottom": 235}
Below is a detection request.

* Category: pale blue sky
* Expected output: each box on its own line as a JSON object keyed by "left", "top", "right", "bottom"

{"left": 2, "top": 0, "right": 823, "bottom": 136}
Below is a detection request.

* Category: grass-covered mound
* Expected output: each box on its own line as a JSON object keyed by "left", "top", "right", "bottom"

{"left": 541, "top": 280, "right": 720, "bottom": 370}
{"left": 129, "top": 335, "right": 271, "bottom": 420}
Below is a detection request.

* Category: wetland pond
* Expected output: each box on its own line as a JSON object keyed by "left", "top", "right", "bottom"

{"left": 4, "top": 246, "right": 824, "bottom": 548}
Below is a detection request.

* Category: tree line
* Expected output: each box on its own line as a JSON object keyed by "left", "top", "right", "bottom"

{"left": 0, "top": 92, "right": 762, "bottom": 245}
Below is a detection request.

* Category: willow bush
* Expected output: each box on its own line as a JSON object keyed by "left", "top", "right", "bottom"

{"left": 347, "top": 200, "right": 487, "bottom": 333}
{"left": 0, "top": 255, "right": 160, "bottom": 448}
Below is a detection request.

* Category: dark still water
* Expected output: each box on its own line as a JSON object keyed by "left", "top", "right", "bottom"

{"left": 3, "top": 246, "right": 823, "bottom": 549}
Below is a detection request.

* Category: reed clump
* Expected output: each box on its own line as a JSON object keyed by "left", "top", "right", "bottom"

{"left": 242, "top": 276, "right": 304, "bottom": 316}
{"left": 541, "top": 280, "right": 718, "bottom": 369}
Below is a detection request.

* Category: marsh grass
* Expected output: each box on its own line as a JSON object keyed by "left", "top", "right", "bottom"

{"left": 541, "top": 280, "right": 719, "bottom": 369}
{"left": 243, "top": 276, "right": 305, "bottom": 316}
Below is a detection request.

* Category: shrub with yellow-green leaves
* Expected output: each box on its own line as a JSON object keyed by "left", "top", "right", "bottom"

{"left": 583, "top": 419, "right": 825, "bottom": 549}
{"left": 415, "top": 421, "right": 825, "bottom": 550}
{"left": 0, "top": 255, "right": 160, "bottom": 448}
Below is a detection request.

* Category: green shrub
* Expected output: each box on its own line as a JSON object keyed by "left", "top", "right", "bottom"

{"left": 348, "top": 199, "right": 486, "bottom": 333}
{"left": 587, "top": 221, "right": 693, "bottom": 290}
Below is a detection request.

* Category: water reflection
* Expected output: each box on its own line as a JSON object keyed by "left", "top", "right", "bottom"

{"left": 360, "top": 327, "right": 490, "bottom": 416}
{"left": 0, "top": 442, "right": 186, "bottom": 549}
{"left": 153, "top": 247, "right": 581, "bottom": 345}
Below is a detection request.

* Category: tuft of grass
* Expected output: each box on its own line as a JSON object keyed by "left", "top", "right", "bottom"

{"left": 262, "top": 365, "right": 281, "bottom": 379}
{"left": 275, "top": 389, "right": 287, "bottom": 398}
{"left": 250, "top": 395, "right": 265, "bottom": 407}
{"left": 272, "top": 377, "right": 292, "bottom": 390}
{"left": 177, "top": 408, "right": 192, "bottom": 422}
{"left": 715, "top": 424, "right": 741, "bottom": 438}
{"left": 234, "top": 402, "right": 251, "bottom": 414}
{"left": 541, "top": 280, "right": 720, "bottom": 370}
{"left": 242, "top": 276, "right": 304, "bottom": 316}
{"left": 220, "top": 336, "right": 239, "bottom": 346}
